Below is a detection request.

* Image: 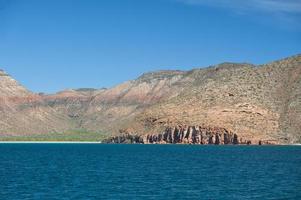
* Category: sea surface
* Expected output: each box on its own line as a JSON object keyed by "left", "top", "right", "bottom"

{"left": 0, "top": 144, "right": 300, "bottom": 200}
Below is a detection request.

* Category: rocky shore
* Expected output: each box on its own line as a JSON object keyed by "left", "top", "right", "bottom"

{"left": 103, "top": 125, "right": 258, "bottom": 145}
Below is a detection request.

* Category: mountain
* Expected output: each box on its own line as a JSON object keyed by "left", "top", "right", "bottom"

{"left": 0, "top": 55, "right": 300, "bottom": 143}
{"left": 0, "top": 69, "right": 31, "bottom": 97}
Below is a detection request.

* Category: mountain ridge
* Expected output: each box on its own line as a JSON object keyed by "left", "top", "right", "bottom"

{"left": 0, "top": 54, "right": 300, "bottom": 143}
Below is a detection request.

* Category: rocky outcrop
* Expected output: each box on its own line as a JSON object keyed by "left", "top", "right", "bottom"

{"left": 104, "top": 125, "right": 253, "bottom": 145}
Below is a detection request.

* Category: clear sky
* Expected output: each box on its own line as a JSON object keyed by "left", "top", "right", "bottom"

{"left": 0, "top": 0, "right": 300, "bottom": 93}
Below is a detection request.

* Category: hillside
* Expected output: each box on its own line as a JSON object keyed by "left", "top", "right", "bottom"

{"left": 0, "top": 55, "right": 300, "bottom": 143}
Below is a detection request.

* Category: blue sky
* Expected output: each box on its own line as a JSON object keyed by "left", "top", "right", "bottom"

{"left": 0, "top": 0, "right": 300, "bottom": 93}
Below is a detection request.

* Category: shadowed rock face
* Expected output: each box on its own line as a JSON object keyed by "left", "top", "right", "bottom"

{"left": 103, "top": 125, "right": 251, "bottom": 145}
{"left": 0, "top": 55, "right": 300, "bottom": 144}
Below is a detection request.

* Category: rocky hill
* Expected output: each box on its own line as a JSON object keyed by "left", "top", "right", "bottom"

{"left": 0, "top": 70, "right": 31, "bottom": 97}
{"left": 0, "top": 55, "right": 300, "bottom": 143}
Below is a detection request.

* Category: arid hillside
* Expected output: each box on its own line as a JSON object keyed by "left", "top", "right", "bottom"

{"left": 0, "top": 55, "right": 300, "bottom": 143}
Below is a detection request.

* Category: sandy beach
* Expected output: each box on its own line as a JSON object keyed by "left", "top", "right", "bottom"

{"left": 0, "top": 141, "right": 102, "bottom": 144}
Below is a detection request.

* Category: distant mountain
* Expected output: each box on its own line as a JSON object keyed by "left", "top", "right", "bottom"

{"left": 0, "top": 54, "right": 300, "bottom": 143}
{"left": 0, "top": 69, "right": 31, "bottom": 97}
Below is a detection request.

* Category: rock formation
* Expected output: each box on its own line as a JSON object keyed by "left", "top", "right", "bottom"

{"left": 103, "top": 125, "right": 253, "bottom": 145}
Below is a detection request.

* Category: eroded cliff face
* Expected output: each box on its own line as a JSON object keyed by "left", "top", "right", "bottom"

{"left": 0, "top": 55, "right": 300, "bottom": 143}
{"left": 104, "top": 125, "right": 279, "bottom": 145}
{"left": 104, "top": 126, "right": 241, "bottom": 144}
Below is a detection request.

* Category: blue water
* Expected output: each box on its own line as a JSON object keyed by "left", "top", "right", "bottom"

{"left": 0, "top": 144, "right": 300, "bottom": 200}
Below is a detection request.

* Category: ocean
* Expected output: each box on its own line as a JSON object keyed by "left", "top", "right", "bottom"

{"left": 0, "top": 144, "right": 300, "bottom": 199}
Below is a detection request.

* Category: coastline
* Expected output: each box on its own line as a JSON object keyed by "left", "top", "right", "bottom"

{"left": 0, "top": 141, "right": 300, "bottom": 145}
{"left": 0, "top": 141, "right": 102, "bottom": 144}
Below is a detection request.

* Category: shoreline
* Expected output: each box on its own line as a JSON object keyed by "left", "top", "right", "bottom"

{"left": 0, "top": 141, "right": 300, "bottom": 145}
{"left": 0, "top": 141, "right": 102, "bottom": 144}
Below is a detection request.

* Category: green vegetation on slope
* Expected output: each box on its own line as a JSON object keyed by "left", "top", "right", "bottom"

{"left": 0, "top": 130, "right": 107, "bottom": 142}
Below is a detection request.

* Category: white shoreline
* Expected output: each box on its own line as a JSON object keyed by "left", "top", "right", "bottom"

{"left": 0, "top": 141, "right": 102, "bottom": 144}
